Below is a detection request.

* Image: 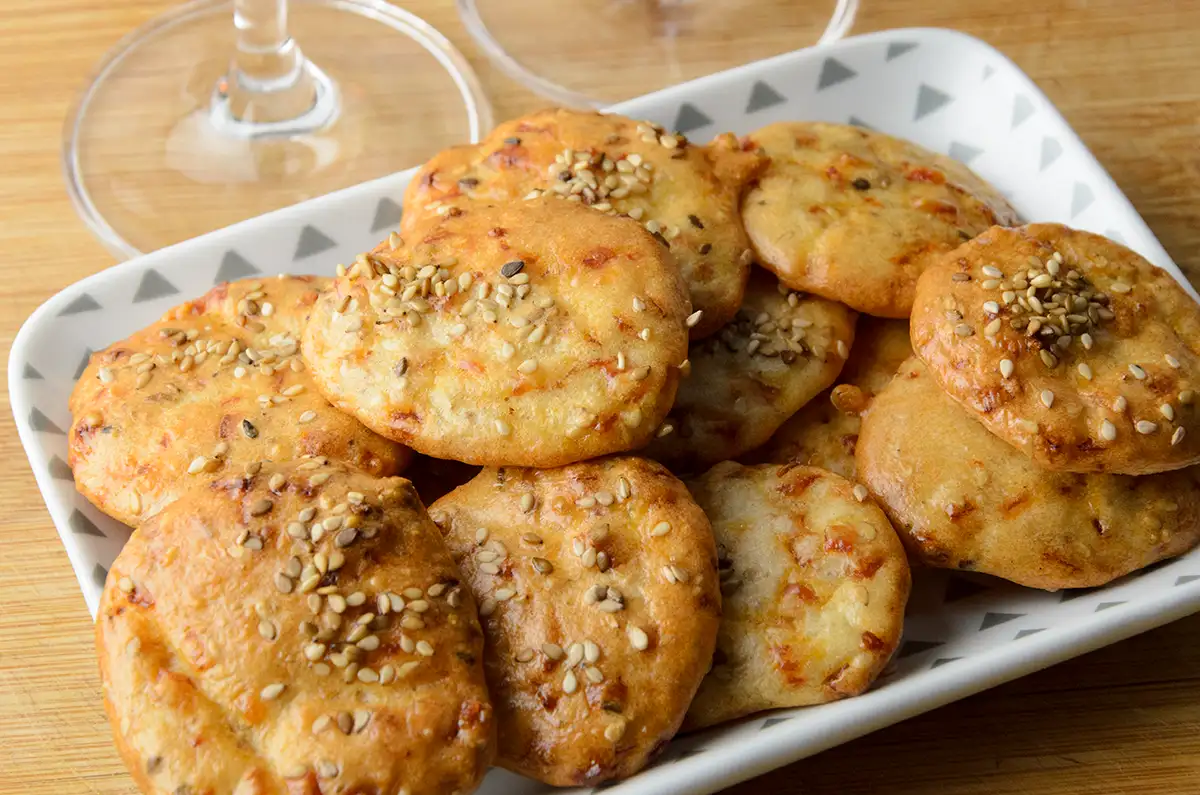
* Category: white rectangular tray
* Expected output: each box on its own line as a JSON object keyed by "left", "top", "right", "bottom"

{"left": 11, "top": 27, "right": 1200, "bottom": 795}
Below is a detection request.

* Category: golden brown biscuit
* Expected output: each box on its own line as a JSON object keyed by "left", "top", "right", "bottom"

{"left": 750, "top": 318, "right": 912, "bottom": 476}
{"left": 96, "top": 460, "right": 494, "bottom": 795}
{"left": 69, "top": 276, "right": 408, "bottom": 527}
{"left": 404, "top": 108, "right": 766, "bottom": 337}
{"left": 683, "top": 462, "right": 909, "bottom": 730}
{"left": 302, "top": 198, "right": 691, "bottom": 468}
{"left": 742, "top": 122, "right": 1018, "bottom": 318}
{"left": 858, "top": 358, "right": 1200, "bottom": 589}
{"left": 644, "top": 269, "right": 856, "bottom": 472}
{"left": 429, "top": 457, "right": 720, "bottom": 786}
{"left": 911, "top": 223, "right": 1200, "bottom": 475}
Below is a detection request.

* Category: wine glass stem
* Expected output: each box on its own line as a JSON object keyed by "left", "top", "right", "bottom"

{"left": 210, "top": 0, "right": 341, "bottom": 138}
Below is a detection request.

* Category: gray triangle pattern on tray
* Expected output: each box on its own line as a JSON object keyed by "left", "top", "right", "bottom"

{"left": 931, "top": 657, "right": 961, "bottom": 668}
{"left": 30, "top": 408, "right": 64, "bottom": 434}
{"left": 215, "top": 250, "right": 260, "bottom": 283}
{"left": 1014, "top": 628, "right": 1045, "bottom": 640}
{"left": 915, "top": 84, "right": 952, "bottom": 120}
{"left": 982, "top": 64, "right": 995, "bottom": 81}
{"left": 49, "top": 456, "right": 73, "bottom": 480}
{"left": 74, "top": 348, "right": 94, "bottom": 381}
{"left": 59, "top": 293, "right": 102, "bottom": 316}
{"left": 70, "top": 510, "right": 105, "bottom": 537}
{"left": 132, "top": 269, "right": 180, "bottom": 303}
{"left": 1071, "top": 182, "right": 1094, "bottom": 217}
{"left": 673, "top": 103, "right": 713, "bottom": 135}
{"left": 371, "top": 198, "right": 403, "bottom": 233}
{"left": 1095, "top": 601, "right": 1124, "bottom": 612}
{"left": 760, "top": 716, "right": 792, "bottom": 730}
{"left": 848, "top": 115, "right": 872, "bottom": 129}
{"left": 897, "top": 639, "right": 942, "bottom": 658}
{"left": 294, "top": 225, "right": 337, "bottom": 259}
{"left": 979, "top": 612, "right": 1023, "bottom": 631}
{"left": 817, "top": 57, "right": 856, "bottom": 90}
{"left": 1061, "top": 587, "right": 1098, "bottom": 602}
{"left": 746, "top": 80, "right": 785, "bottom": 113}
{"left": 1012, "top": 94, "right": 1035, "bottom": 128}
{"left": 1105, "top": 228, "right": 1126, "bottom": 244}
{"left": 1177, "top": 575, "right": 1200, "bottom": 586}
{"left": 1040, "top": 137, "right": 1063, "bottom": 171}
{"left": 947, "top": 141, "right": 982, "bottom": 164}
{"left": 23, "top": 363, "right": 42, "bottom": 379}
{"left": 92, "top": 563, "right": 109, "bottom": 591}
{"left": 886, "top": 41, "right": 918, "bottom": 60}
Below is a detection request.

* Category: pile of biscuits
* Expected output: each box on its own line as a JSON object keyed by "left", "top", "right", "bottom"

{"left": 71, "top": 108, "right": 1200, "bottom": 795}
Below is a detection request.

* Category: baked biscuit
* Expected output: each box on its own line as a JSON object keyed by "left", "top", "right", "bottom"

{"left": 683, "top": 462, "right": 909, "bottom": 730}
{"left": 302, "top": 198, "right": 690, "bottom": 468}
{"left": 750, "top": 318, "right": 911, "bottom": 476}
{"left": 911, "top": 223, "right": 1200, "bottom": 474}
{"left": 644, "top": 269, "right": 856, "bottom": 471}
{"left": 742, "top": 122, "right": 1018, "bottom": 318}
{"left": 404, "top": 107, "right": 766, "bottom": 337}
{"left": 96, "top": 460, "right": 494, "bottom": 795}
{"left": 69, "top": 276, "right": 408, "bottom": 526}
{"left": 429, "top": 457, "right": 720, "bottom": 786}
{"left": 858, "top": 358, "right": 1200, "bottom": 589}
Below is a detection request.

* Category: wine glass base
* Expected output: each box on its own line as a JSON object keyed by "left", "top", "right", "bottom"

{"left": 458, "top": 0, "right": 858, "bottom": 109}
{"left": 64, "top": 0, "right": 492, "bottom": 259}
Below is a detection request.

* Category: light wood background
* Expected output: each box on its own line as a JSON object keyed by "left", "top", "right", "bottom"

{"left": 2, "top": 1, "right": 1200, "bottom": 793}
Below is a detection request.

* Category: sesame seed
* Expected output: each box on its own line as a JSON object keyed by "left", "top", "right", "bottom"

{"left": 1136, "top": 420, "right": 1159, "bottom": 435}
{"left": 1081, "top": 333, "right": 1094, "bottom": 350}
{"left": 1077, "top": 363, "right": 1093, "bottom": 380}
{"left": 260, "top": 683, "right": 285, "bottom": 701}
{"left": 984, "top": 319, "right": 1002, "bottom": 336}
{"left": 357, "top": 667, "right": 379, "bottom": 683}
{"left": 298, "top": 410, "right": 317, "bottom": 424}
{"left": 187, "top": 455, "right": 210, "bottom": 475}
{"left": 519, "top": 493, "right": 535, "bottom": 513}
{"left": 1115, "top": 396, "right": 1129, "bottom": 412}
{"left": 685, "top": 310, "right": 704, "bottom": 328}
{"left": 584, "top": 640, "right": 600, "bottom": 663}
{"left": 836, "top": 340, "right": 849, "bottom": 358}
{"left": 1172, "top": 427, "right": 1186, "bottom": 446}
{"left": 304, "top": 642, "right": 327, "bottom": 661}
{"left": 631, "top": 365, "right": 651, "bottom": 381}
{"left": 532, "top": 557, "right": 554, "bottom": 575}
{"left": 1109, "top": 281, "right": 1131, "bottom": 294}
{"left": 274, "top": 573, "right": 294, "bottom": 593}
{"left": 1100, "top": 420, "right": 1117, "bottom": 441}
{"left": 853, "top": 484, "right": 869, "bottom": 502}
{"left": 334, "top": 528, "right": 358, "bottom": 548}
{"left": 650, "top": 521, "right": 671, "bottom": 537}
{"left": 517, "top": 359, "right": 537, "bottom": 374}
{"left": 1040, "top": 390, "right": 1055, "bottom": 408}
{"left": 563, "top": 670, "right": 579, "bottom": 694}
{"left": 249, "top": 498, "right": 273, "bottom": 516}
{"left": 999, "top": 359, "right": 1014, "bottom": 379}
{"left": 1129, "top": 364, "right": 1147, "bottom": 380}
{"left": 982, "top": 265, "right": 1003, "bottom": 278}
{"left": 955, "top": 324, "right": 974, "bottom": 337}
{"left": 479, "top": 598, "right": 497, "bottom": 616}
{"left": 628, "top": 626, "right": 649, "bottom": 651}
{"left": 983, "top": 301, "right": 1000, "bottom": 314}
{"left": 117, "top": 576, "right": 134, "bottom": 593}
{"left": 542, "top": 642, "right": 565, "bottom": 660}
{"left": 1161, "top": 404, "right": 1176, "bottom": 421}
{"left": 310, "top": 472, "right": 331, "bottom": 486}
{"left": 416, "top": 640, "right": 435, "bottom": 657}
{"left": 604, "top": 721, "right": 627, "bottom": 742}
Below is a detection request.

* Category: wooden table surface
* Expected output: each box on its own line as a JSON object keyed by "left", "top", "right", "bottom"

{"left": 2, "top": 1, "right": 1200, "bottom": 792}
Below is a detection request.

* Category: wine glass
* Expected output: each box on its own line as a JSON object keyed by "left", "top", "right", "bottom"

{"left": 64, "top": 0, "right": 493, "bottom": 259}
{"left": 456, "top": 0, "right": 859, "bottom": 108}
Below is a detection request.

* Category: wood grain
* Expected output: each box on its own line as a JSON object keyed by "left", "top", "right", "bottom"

{"left": 1, "top": 1, "right": 1199, "bottom": 793}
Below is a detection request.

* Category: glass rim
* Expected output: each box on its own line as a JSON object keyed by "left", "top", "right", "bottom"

{"left": 455, "top": 0, "right": 861, "bottom": 111}
{"left": 62, "top": 0, "right": 493, "bottom": 261}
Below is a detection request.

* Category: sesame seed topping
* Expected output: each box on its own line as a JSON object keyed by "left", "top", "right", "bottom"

{"left": 1129, "top": 364, "right": 1147, "bottom": 380}
{"left": 563, "top": 670, "right": 578, "bottom": 694}
{"left": 1077, "top": 363, "right": 1093, "bottom": 380}
{"left": 1115, "top": 396, "right": 1128, "bottom": 412}
{"left": 1100, "top": 420, "right": 1117, "bottom": 441}
{"left": 604, "top": 721, "right": 627, "bottom": 743}
{"left": 650, "top": 521, "right": 671, "bottom": 537}
{"left": 853, "top": 484, "right": 869, "bottom": 502}
{"left": 1165, "top": 354, "right": 1181, "bottom": 369}
{"left": 999, "top": 359, "right": 1014, "bottom": 379}
{"left": 1161, "top": 404, "right": 1176, "bottom": 421}
{"left": 628, "top": 626, "right": 649, "bottom": 651}
{"left": 1172, "top": 427, "right": 1186, "bottom": 446}
{"left": 249, "top": 498, "right": 273, "bottom": 516}
{"left": 982, "top": 265, "right": 1003, "bottom": 278}
{"left": 1136, "top": 420, "right": 1159, "bottom": 435}
{"left": 685, "top": 310, "right": 704, "bottom": 328}
{"left": 954, "top": 323, "right": 974, "bottom": 337}
{"left": 542, "top": 642, "right": 565, "bottom": 660}
{"left": 1109, "top": 281, "right": 1131, "bottom": 294}
{"left": 1040, "top": 390, "right": 1055, "bottom": 408}
{"left": 260, "top": 683, "right": 285, "bottom": 701}
{"left": 1039, "top": 350, "right": 1058, "bottom": 369}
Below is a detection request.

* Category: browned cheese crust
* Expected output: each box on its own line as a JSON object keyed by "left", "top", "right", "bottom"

{"left": 69, "top": 276, "right": 408, "bottom": 527}
{"left": 301, "top": 198, "right": 691, "bottom": 468}
{"left": 683, "top": 463, "right": 909, "bottom": 730}
{"left": 96, "top": 460, "right": 494, "bottom": 795}
{"left": 911, "top": 223, "right": 1200, "bottom": 474}
{"left": 430, "top": 457, "right": 720, "bottom": 786}
{"left": 857, "top": 358, "right": 1200, "bottom": 589}
{"left": 750, "top": 318, "right": 912, "bottom": 476}
{"left": 742, "top": 122, "right": 1018, "bottom": 318}
{"left": 403, "top": 107, "right": 766, "bottom": 337}
{"left": 644, "top": 269, "right": 856, "bottom": 472}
